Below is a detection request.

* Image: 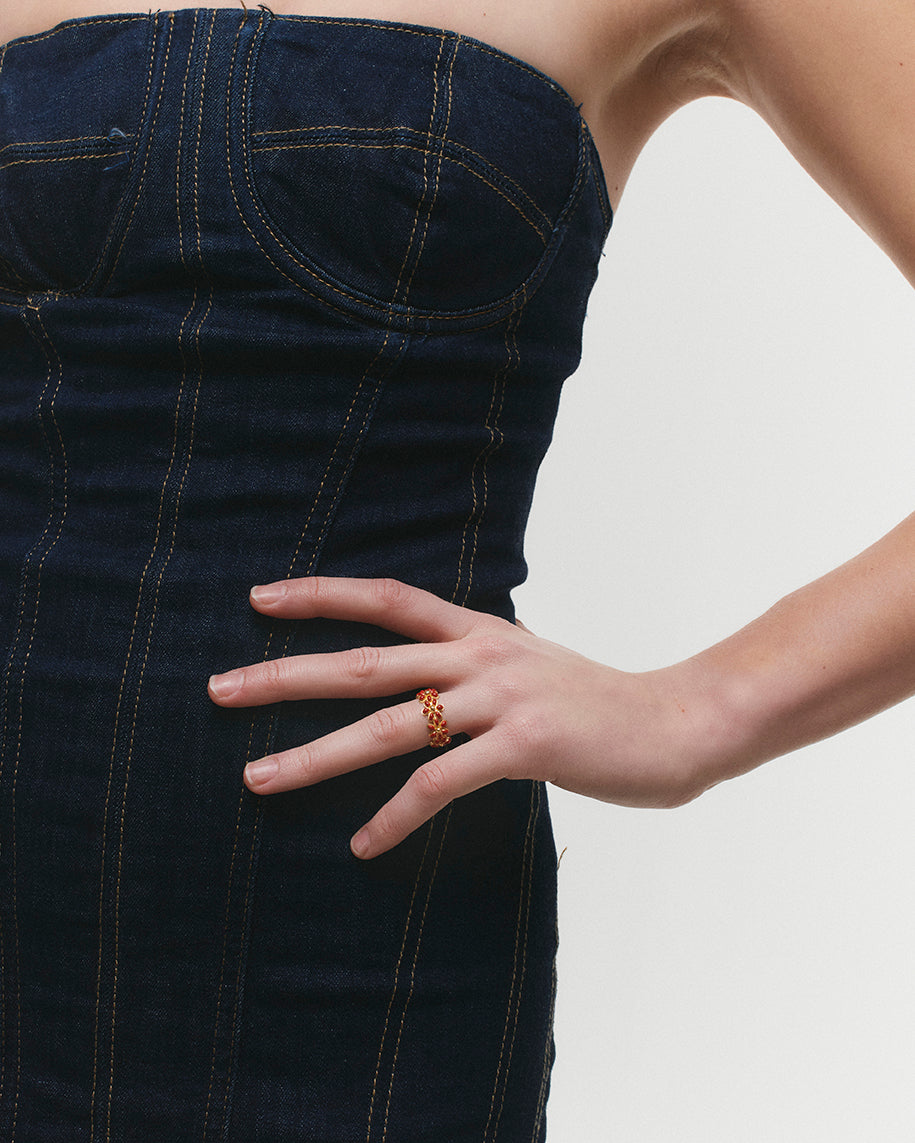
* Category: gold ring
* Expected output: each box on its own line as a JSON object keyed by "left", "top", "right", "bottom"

{"left": 416, "top": 688, "right": 451, "bottom": 748}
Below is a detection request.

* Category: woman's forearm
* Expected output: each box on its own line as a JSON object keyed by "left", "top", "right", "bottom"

{"left": 688, "top": 509, "right": 915, "bottom": 791}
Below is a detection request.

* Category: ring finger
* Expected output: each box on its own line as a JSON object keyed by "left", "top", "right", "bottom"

{"left": 242, "top": 688, "right": 464, "bottom": 794}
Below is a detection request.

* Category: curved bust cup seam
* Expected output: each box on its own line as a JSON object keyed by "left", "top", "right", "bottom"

{"left": 236, "top": 125, "right": 589, "bottom": 333}
{"left": 232, "top": 18, "right": 594, "bottom": 333}
{"left": 249, "top": 125, "right": 554, "bottom": 238}
{"left": 250, "top": 134, "right": 551, "bottom": 246}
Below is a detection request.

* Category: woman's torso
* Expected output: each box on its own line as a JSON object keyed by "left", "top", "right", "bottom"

{"left": 0, "top": 10, "right": 611, "bottom": 1136}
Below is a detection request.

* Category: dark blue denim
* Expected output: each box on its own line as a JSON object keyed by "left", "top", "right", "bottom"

{"left": 0, "top": 9, "right": 611, "bottom": 1140}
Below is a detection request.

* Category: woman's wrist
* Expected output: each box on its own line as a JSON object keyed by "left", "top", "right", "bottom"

{"left": 648, "top": 650, "right": 779, "bottom": 802}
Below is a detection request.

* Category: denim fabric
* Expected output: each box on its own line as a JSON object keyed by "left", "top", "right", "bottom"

{"left": 0, "top": 9, "right": 611, "bottom": 1140}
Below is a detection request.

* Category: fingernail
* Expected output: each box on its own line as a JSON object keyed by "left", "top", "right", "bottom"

{"left": 250, "top": 582, "right": 285, "bottom": 605}
{"left": 245, "top": 757, "right": 279, "bottom": 786}
{"left": 350, "top": 829, "right": 370, "bottom": 859}
{"left": 209, "top": 671, "right": 241, "bottom": 699}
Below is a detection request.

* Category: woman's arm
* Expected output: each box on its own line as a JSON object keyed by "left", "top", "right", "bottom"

{"left": 684, "top": 0, "right": 915, "bottom": 758}
{"left": 209, "top": 0, "right": 915, "bottom": 858}
{"left": 687, "top": 511, "right": 915, "bottom": 781}
{"left": 722, "top": 0, "right": 915, "bottom": 288}
{"left": 207, "top": 501, "right": 915, "bottom": 858}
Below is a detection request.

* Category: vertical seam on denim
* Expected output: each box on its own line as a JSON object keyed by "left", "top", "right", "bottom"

{"left": 280, "top": 34, "right": 450, "bottom": 565}
{"left": 169, "top": 8, "right": 237, "bottom": 1136}
{"left": 377, "top": 805, "right": 454, "bottom": 1142}
{"left": 386, "top": 33, "right": 444, "bottom": 309}
{"left": 361, "top": 41, "right": 456, "bottom": 1140}
{"left": 193, "top": 13, "right": 217, "bottom": 268}
{"left": 202, "top": 17, "right": 260, "bottom": 1131}
{"left": 483, "top": 781, "right": 539, "bottom": 1142}
{"left": 228, "top": 333, "right": 409, "bottom": 1129}
{"left": 532, "top": 948, "right": 557, "bottom": 1138}
{"left": 461, "top": 306, "right": 518, "bottom": 605}
{"left": 188, "top": 25, "right": 218, "bottom": 1117}
{"left": 86, "top": 17, "right": 166, "bottom": 1109}
{"left": 174, "top": 11, "right": 200, "bottom": 270}
{"left": 0, "top": 302, "right": 68, "bottom": 1140}
{"left": 101, "top": 13, "right": 206, "bottom": 1139}
{"left": 209, "top": 303, "right": 410, "bottom": 1138}
{"left": 85, "top": 16, "right": 195, "bottom": 1136}
{"left": 254, "top": 11, "right": 431, "bottom": 583}
{"left": 280, "top": 332, "right": 392, "bottom": 587}
{"left": 396, "top": 37, "right": 459, "bottom": 304}
{"left": 449, "top": 304, "right": 520, "bottom": 606}
{"left": 449, "top": 311, "right": 513, "bottom": 603}
{"left": 261, "top": 351, "right": 415, "bottom": 1142}
{"left": 103, "top": 270, "right": 208, "bottom": 1137}
{"left": 74, "top": 21, "right": 157, "bottom": 294}
{"left": 97, "top": 13, "right": 173, "bottom": 289}
{"left": 207, "top": 23, "right": 441, "bottom": 1135}
{"left": 363, "top": 822, "right": 436, "bottom": 1143}
{"left": 202, "top": 792, "right": 244, "bottom": 1141}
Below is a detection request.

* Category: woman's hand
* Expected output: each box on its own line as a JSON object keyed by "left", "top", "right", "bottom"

{"left": 207, "top": 576, "right": 725, "bottom": 859}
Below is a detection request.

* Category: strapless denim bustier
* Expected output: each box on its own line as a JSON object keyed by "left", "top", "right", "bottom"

{"left": 0, "top": 9, "right": 611, "bottom": 1140}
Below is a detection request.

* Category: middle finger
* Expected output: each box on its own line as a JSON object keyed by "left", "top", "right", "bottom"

{"left": 209, "top": 642, "right": 454, "bottom": 707}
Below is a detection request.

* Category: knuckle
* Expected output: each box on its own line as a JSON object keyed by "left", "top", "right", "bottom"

{"left": 284, "top": 574, "right": 322, "bottom": 608}
{"left": 412, "top": 759, "right": 450, "bottom": 806}
{"left": 285, "top": 744, "right": 315, "bottom": 784}
{"left": 365, "top": 705, "right": 405, "bottom": 751}
{"left": 297, "top": 575, "right": 323, "bottom": 604}
{"left": 469, "top": 634, "right": 516, "bottom": 671}
{"left": 370, "top": 804, "right": 401, "bottom": 846}
{"left": 340, "top": 644, "right": 382, "bottom": 681}
{"left": 260, "top": 656, "right": 287, "bottom": 690}
{"left": 372, "top": 577, "right": 410, "bottom": 611}
{"left": 501, "top": 708, "right": 550, "bottom": 758}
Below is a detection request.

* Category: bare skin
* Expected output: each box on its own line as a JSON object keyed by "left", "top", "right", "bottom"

{"left": 8, "top": 2, "right": 915, "bottom": 858}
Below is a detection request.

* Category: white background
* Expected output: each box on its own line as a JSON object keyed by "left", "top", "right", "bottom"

{"left": 514, "top": 96, "right": 915, "bottom": 1141}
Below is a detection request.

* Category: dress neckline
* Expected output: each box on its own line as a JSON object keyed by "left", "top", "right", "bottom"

{"left": 0, "top": 7, "right": 611, "bottom": 210}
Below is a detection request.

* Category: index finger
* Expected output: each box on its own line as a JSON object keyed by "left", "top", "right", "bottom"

{"left": 247, "top": 576, "right": 479, "bottom": 643}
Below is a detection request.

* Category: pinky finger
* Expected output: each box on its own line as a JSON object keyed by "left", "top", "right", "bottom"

{"left": 349, "top": 737, "right": 503, "bottom": 859}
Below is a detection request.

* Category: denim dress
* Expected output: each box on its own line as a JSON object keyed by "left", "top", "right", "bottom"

{"left": 0, "top": 9, "right": 611, "bottom": 1140}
